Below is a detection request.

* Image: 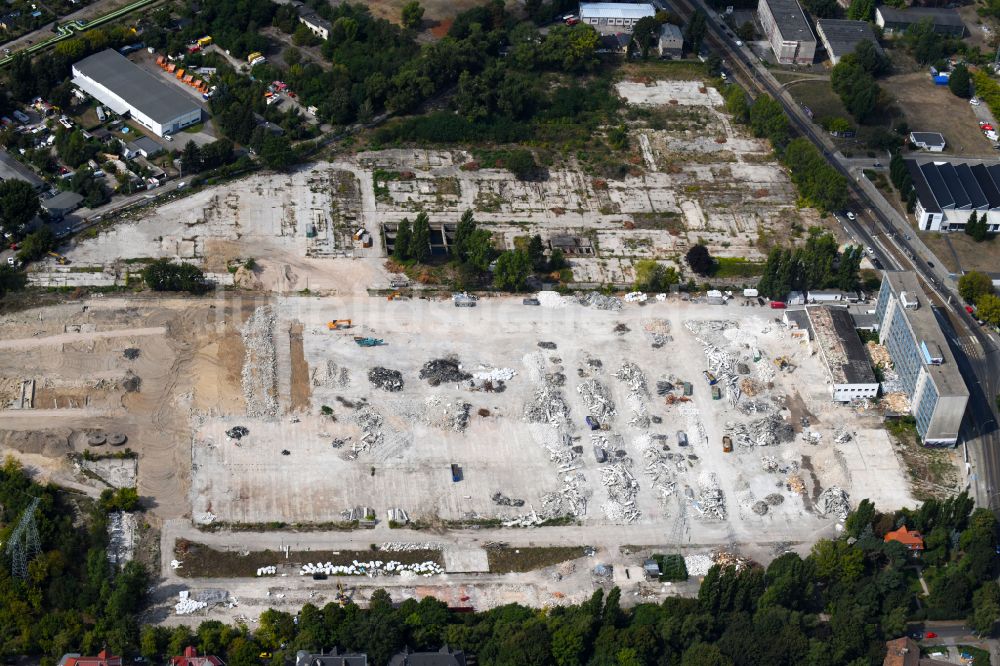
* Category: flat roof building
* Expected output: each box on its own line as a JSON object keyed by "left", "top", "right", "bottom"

{"left": 579, "top": 3, "right": 655, "bottom": 31}
{"left": 875, "top": 272, "right": 968, "bottom": 446}
{"left": 72, "top": 49, "right": 202, "bottom": 137}
{"left": 0, "top": 148, "right": 45, "bottom": 190}
{"left": 905, "top": 158, "right": 1000, "bottom": 233}
{"left": 297, "top": 4, "right": 332, "bottom": 40}
{"left": 814, "top": 19, "right": 881, "bottom": 65}
{"left": 806, "top": 305, "right": 879, "bottom": 402}
{"left": 909, "top": 132, "right": 946, "bottom": 152}
{"left": 875, "top": 6, "right": 966, "bottom": 37}
{"left": 41, "top": 190, "right": 84, "bottom": 218}
{"left": 758, "top": 0, "right": 816, "bottom": 65}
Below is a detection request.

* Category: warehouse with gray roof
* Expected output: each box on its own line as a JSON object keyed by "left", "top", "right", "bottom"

{"left": 814, "top": 19, "right": 881, "bottom": 65}
{"left": 72, "top": 49, "right": 202, "bottom": 137}
{"left": 875, "top": 6, "right": 966, "bottom": 36}
{"left": 757, "top": 0, "right": 816, "bottom": 65}
{"left": 905, "top": 158, "right": 1000, "bottom": 232}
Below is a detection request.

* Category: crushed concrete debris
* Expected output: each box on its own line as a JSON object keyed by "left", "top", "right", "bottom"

{"left": 816, "top": 486, "right": 851, "bottom": 519}
{"left": 240, "top": 305, "right": 278, "bottom": 418}
{"left": 369, "top": 367, "right": 404, "bottom": 392}
{"left": 692, "top": 472, "right": 726, "bottom": 520}
{"left": 764, "top": 493, "right": 785, "bottom": 505}
{"left": 787, "top": 474, "right": 806, "bottom": 494}
{"left": 419, "top": 358, "right": 471, "bottom": 385}
{"left": 256, "top": 565, "right": 277, "bottom": 576}
{"left": 106, "top": 510, "right": 137, "bottom": 566}
{"left": 300, "top": 560, "right": 443, "bottom": 577}
{"left": 226, "top": 426, "right": 249, "bottom": 440}
{"left": 175, "top": 591, "right": 208, "bottom": 615}
{"left": 578, "top": 291, "right": 623, "bottom": 311}
{"left": 525, "top": 384, "right": 570, "bottom": 424}
{"left": 379, "top": 542, "right": 441, "bottom": 552}
{"left": 353, "top": 406, "right": 386, "bottom": 451}
{"left": 714, "top": 551, "right": 752, "bottom": 571}
{"left": 492, "top": 492, "right": 526, "bottom": 507}
{"left": 537, "top": 341, "right": 558, "bottom": 350}
{"left": 320, "top": 360, "right": 351, "bottom": 388}
{"left": 615, "top": 362, "right": 648, "bottom": 395}
{"left": 123, "top": 348, "right": 140, "bottom": 360}
{"left": 537, "top": 291, "right": 569, "bottom": 308}
{"left": 684, "top": 554, "right": 713, "bottom": 576}
{"left": 474, "top": 367, "right": 516, "bottom": 383}
{"left": 834, "top": 429, "right": 853, "bottom": 444}
{"left": 601, "top": 462, "right": 640, "bottom": 523}
{"left": 578, "top": 379, "right": 616, "bottom": 420}
{"left": 725, "top": 414, "right": 794, "bottom": 448}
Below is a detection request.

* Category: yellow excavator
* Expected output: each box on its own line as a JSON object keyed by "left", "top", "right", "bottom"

{"left": 48, "top": 251, "right": 70, "bottom": 265}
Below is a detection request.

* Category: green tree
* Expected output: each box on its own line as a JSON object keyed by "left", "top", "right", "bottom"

{"left": 181, "top": 140, "right": 202, "bottom": 174}
{"left": 948, "top": 64, "right": 972, "bottom": 99}
{"left": 393, "top": 219, "right": 412, "bottom": 262}
{"left": 0, "top": 179, "right": 40, "bottom": 237}
{"left": 959, "top": 270, "right": 994, "bottom": 303}
{"left": 831, "top": 59, "right": 880, "bottom": 123}
{"left": 465, "top": 229, "right": 496, "bottom": 273}
{"left": 976, "top": 293, "right": 1000, "bottom": 327}
{"left": 527, "top": 234, "right": 547, "bottom": 272}
{"left": 684, "top": 10, "right": 707, "bottom": 54}
{"left": 748, "top": 95, "right": 789, "bottom": 147}
{"left": 504, "top": 150, "right": 538, "bottom": 180}
{"left": 971, "top": 583, "right": 1000, "bottom": 635}
{"left": 141, "top": 259, "right": 209, "bottom": 294}
{"left": 98, "top": 487, "right": 140, "bottom": 512}
{"left": 634, "top": 260, "right": 679, "bottom": 291}
{"left": 401, "top": 1, "right": 424, "bottom": 29}
{"left": 631, "top": 16, "right": 661, "bottom": 57}
{"left": 453, "top": 209, "right": 476, "bottom": 262}
{"left": 493, "top": 250, "right": 532, "bottom": 291}
{"left": 15, "top": 226, "right": 56, "bottom": 263}
{"left": 409, "top": 212, "right": 431, "bottom": 263}
{"left": 846, "top": 0, "right": 875, "bottom": 21}
{"left": 686, "top": 244, "right": 714, "bottom": 276}
{"left": 259, "top": 134, "right": 295, "bottom": 171}
{"left": 0, "top": 263, "right": 27, "bottom": 297}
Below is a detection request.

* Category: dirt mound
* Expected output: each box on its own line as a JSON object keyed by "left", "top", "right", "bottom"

{"left": 1, "top": 429, "right": 72, "bottom": 456}
{"left": 233, "top": 266, "right": 263, "bottom": 291}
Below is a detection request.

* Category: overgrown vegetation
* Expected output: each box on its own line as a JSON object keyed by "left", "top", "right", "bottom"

{"left": 756, "top": 229, "right": 863, "bottom": 299}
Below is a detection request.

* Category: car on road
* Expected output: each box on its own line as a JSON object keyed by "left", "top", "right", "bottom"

{"left": 873, "top": 162, "right": 882, "bottom": 168}
{"left": 735, "top": 40, "right": 743, "bottom": 46}
{"left": 924, "top": 631, "right": 937, "bottom": 639}
{"left": 845, "top": 211, "right": 856, "bottom": 220}
{"left": 927, "top": 262, "right": 935, "bottom": 268}
{"left": 872, "top": 258, "right": 884, "bottom": 270}
{"left": 972, "top": 97, "right": 982, "bottom": 106}
{"left": 866, "top": 246, "right": 874, "bottom": 255}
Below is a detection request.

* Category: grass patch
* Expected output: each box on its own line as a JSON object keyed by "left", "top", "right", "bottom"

{"left": 955, "top": 645, "right": 990, "bottom": 665}
{"left": 68, "top": 266, "right": 105, "bottom": 273}
{"left": 182, "top": 122, "right": 206, "bottom": 134}
{"left": 486, "top": 545, "right": 589, "bottom": 573}
{"left": 632, "top": 211, "right": 685, "bottom": 234}
{"left": 173, "top": 539, "right": 442, "bottom": 578}
{"left": 653, "top": 553, "right": 689, "bottom": 581}
{"left": 372, "top": 168, "right": 402, "bottom": 199}
{"left": 619, "top": 59, "right": 708, "bottom": 81}
{"left": 713, "top": 256, "right": 765, "bottom": 278}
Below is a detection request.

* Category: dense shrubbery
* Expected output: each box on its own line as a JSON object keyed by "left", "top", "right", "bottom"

{"left": 757, "top": 229, "right": 862, "bottom": 299}
{"left": 141, "top": 260, "right": 209, "bottom": 294}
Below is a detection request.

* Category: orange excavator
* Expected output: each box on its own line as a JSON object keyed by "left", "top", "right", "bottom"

{"left": 327, "top": 319, "right": 352, "bottom": 330}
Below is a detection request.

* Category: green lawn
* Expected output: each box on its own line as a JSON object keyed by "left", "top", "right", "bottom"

{"left": 786, "top": 80, "right": 849, "bottom": 126}
{"left": 714, "top": 256, "right": 765, "bottom": 278}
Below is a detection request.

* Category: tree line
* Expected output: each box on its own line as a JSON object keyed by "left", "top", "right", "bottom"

{"left": 756, "top": 229, "right": 863, "bottom": 299}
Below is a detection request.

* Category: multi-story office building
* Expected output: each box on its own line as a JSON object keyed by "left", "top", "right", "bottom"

{"left": 875, "top": 272, "right": 968, "bottom": 446}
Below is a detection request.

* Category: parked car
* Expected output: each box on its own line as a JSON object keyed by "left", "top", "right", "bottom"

{"left": 845, "top": 211, "right": 856, "bottom": 220}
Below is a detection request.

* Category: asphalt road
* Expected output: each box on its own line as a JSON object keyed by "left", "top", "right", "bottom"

{"left": 673, "top": 0, "right": 1000, "bottom": 509}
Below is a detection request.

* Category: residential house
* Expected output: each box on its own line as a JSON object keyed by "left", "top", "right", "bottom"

{"left": 883, "top": 525, "right": 925, "bottom": 552}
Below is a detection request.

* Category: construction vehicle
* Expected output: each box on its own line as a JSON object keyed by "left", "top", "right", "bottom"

{"left": 386, "top": 291, "right": 400, "bottom": 301}
{"left": 774, "top": 356, "right": 789, "bottom": 370}
{"left": 353, "top": 336, "right": 384, "bottom": 347}
{"left": 47, "top": 251, "right": 69, "bottom": 265}
{"left": 450, "top": 463, "right": 462, "bottom": 482}
{"left": 327, "top": 319, "right": 351, "bottom": 330}
{"left": 703, "top": 370, "right": 718, "bottom": 385}
{"left": 722, "top": 435, "right": 733, "bottom": 453}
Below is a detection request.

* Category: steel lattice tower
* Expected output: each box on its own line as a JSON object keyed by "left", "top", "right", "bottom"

{"left": 5, "top": 497, "right": 41, "bottom": 579}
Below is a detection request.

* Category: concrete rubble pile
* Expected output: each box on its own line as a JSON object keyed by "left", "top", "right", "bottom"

{"left": 379, "top": 542, "right": 440, "bottom": 552}
{"left": 624, "top": 291, "right": 648, "bottom": 303}
{"left": 352, "top": 407, "right": 385, "bottom": 452}
{"left": 256, "top": 565, "right": 277, "bottom": 576}
{"left": 540, "top": 472, "right": 590, "bottom": 518}
{"left": 691, "top": 472, "right": 726, "bottom": 520}
{"left": 300, "top": 559, "right": 443, "bottom": 577}
{"left": 525, "top": 383, "right": 570, "bottom": 424}
{"left": 537, "top": 291, "right": 568, "bottom": 308}
{"left": 601, "top": 462, "right": 640, "bottom": 523}
{"left": 368, "top": 366, "right": 404, "bottom": 392}
{"left": 240, "top": 305, "right": 278, "bottom": 418}
{"left": 175, "top": 591, "right": 208, "bottom": 615}
{"left": 615, "top": 362, "right": 648, "bottom": 394}
{"left": 419, "top": 396, "right": 471, "bottom": 431}
{"left": 737, "top": 399, "right": 771, "bottom": 415}
{"left": 834, "top": 429, "right": 853, "bottom": 444}
{"left": 473, "top": 367, "right": 516, "bottom": 383}
{"left": 641, "top": 445, "right": 683, "bottom": 504}
{"left": 714, "top": 551, "right": 752, "bottom": 571}
{"left": 106, "top": 511, "right": 137, "bottom": 565}
{"left": 322, "top": 360, "right": 351, "bottom": 388}
{"left": 419, "top": 358, "right": 471, "bottom": 385}
{"left": 226, "top": 425, "right": 249, "bottom": 440}
{"left": 816, "top": 486, "right": 851, "bottom": 519}
{"left": 342, "top": 506, "right": 375, "bottom": 521}
{"left": 578, "top": 291, "right": 623, "bottom": 311}
{"left": 684, "top": 554, "right": 713, "bottom": 576}
{"left": 578, "top": 379, "right": 616, "bottom": 421}
{"left": 726, "top": 413, "right": 794, "bottom": 448}
{"left": 492, "top": 491, "right": 526, "bottom": 507}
